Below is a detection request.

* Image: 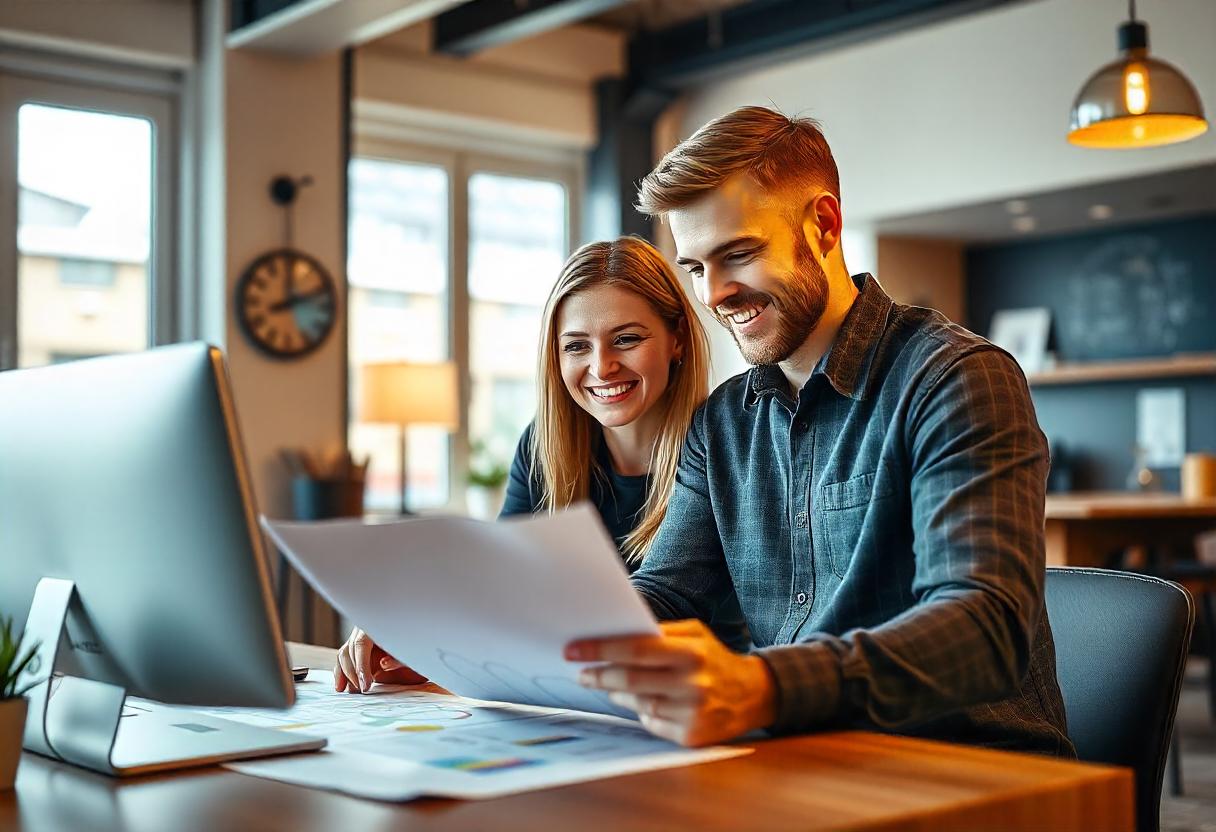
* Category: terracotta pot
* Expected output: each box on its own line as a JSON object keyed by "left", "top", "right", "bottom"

{"left": 0, "top": 696, "right": 27, "bottom": 790}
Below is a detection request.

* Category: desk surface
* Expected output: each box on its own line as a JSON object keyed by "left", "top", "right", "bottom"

{"left": 1046, "top": 491, "right": 1216, "bottom": 519}
{"left": 0, "top": 644, "right": 1133, "bottom": 832}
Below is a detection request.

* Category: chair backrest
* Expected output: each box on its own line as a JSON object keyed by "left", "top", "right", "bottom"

{"left": 1046, "top": 567, "right": 1194, "bottom": 832}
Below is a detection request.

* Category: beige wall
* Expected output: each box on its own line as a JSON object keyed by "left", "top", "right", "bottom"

{"left": 189, "top": 0, "right": 348, "bottom": 644}
{"left": 355, "top": 22, "right": 624, "bottom": 150}
{"left": 223, "top": 47, "right": 347, "bottom": 525}
{"left": 875, "top": 238, "right": 965, "bottom": 323}
{"left": 0, "top": 0, "right": 194, "bottom": 67}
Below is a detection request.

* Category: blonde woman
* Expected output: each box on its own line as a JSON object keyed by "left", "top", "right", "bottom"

{"left": 498, "top": 236, "right": 710, "bottom": 568}
{"left": 335, "top": 237, "right": 712, "bottom": 693}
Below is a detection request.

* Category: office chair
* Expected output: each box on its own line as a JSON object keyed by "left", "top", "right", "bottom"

{"left": 1151, "top": 559, "right": 1216, "bottom": 722}
{"left": 1045, "top": 567, "right": 1194, "bottom": 832}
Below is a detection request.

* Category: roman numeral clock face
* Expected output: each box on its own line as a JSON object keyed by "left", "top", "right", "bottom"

{"left": 237, "top": 249, "right": 337, "bottom": 359}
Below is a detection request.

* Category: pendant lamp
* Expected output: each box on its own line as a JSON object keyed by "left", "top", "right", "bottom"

{"left": 1068, "top": 0, "right": 1207, "bottom": 149}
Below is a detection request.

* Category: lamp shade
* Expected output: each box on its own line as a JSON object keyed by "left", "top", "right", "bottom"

{"left": 1068, "top": 20, "right": 1208, "bottom": 149}
{"left": 359, "top": 361, "right": 459, "bottom": 429}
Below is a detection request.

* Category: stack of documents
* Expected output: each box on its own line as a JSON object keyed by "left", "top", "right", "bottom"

{"left": 202, "top": 672, "right": 746, "bottom": 801}
{"left": 229, "top": 505, "right": 749, "bottom": 800}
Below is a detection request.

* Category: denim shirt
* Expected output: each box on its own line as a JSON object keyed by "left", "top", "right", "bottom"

{"left": 631, "top": 274, "right": 1075, "bottom": 756}
{"left": 500, "top": 422, "right": 648, "bottom": 567}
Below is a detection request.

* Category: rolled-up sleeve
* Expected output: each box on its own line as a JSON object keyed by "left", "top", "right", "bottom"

{"left": 756, "top": 348, "right": 1049, "bottom": 734}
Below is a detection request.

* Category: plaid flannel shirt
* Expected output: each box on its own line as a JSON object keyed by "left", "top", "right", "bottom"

{"left": 631, "top": 274, "right": 1075, "bottom": 756}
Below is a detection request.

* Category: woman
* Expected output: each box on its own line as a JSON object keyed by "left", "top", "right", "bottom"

{"left": 498, "top": 236, "right": 710, "bottom": 566}
{"left": 335, "top": 237, "right": 710, "bottom": 693}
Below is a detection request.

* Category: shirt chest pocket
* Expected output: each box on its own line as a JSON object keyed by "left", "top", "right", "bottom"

{"left": 816, "top": 471, "right": 894, "bottom": 577}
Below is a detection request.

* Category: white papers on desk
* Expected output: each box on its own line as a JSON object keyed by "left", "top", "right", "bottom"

{"left": 261, "top": 504, "right": 657, "bottom": 720}
{"left": 208, "top": 671, "right": 749, "bottom": 801}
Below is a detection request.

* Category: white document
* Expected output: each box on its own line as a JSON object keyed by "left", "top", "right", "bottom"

{"left": 1136, "top": 387, "right": 1186, "bottom": 467}
{"left": 261, "top": 504, "right": 658, "bottom": 720}
{"left": 205, "top": 671, "right": 749, "bottom": 801}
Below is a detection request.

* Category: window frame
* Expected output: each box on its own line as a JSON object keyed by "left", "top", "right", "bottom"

{"left": 349, "top": 135, "right": 581, "bottom": 511}
{"left": 0, "top": 58, "right": 182, "bottom": 370}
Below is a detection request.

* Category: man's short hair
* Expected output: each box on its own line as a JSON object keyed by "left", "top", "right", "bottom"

{"left": 636, "top": 106, "right": 841, "bottom": 217}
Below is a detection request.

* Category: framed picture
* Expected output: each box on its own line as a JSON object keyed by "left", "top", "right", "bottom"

{"left": 988, "top": 307, "right": 1051, "bottom": 374}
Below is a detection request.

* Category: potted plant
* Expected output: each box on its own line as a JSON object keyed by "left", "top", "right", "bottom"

{"left": 467, "top": 439, "right": 510, "bottom": 520}
{"left": 1, "top": 616, "right": 37, "bottom": 790}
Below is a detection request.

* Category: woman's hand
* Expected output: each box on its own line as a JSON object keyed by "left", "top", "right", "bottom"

{"left": 334, "top": 626, "right": 427, "bottom": 693}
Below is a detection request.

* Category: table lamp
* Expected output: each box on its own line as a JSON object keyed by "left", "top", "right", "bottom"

{"left": 359, "top": 361, "right": 459, "bottom": 515}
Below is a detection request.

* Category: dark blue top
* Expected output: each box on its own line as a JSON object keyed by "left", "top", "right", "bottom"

{"left": 631, "top": 274, "right": 1074, "bottom": 756}
{"left": 499, "top": 422, "right": 650, "bottom": 570}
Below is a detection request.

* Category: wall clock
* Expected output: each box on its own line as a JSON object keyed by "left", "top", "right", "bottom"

{"left": 236, "top": 247, "right": 337, "bottom": 359}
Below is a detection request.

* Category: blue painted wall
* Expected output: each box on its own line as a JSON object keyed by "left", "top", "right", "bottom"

{"left": 965, "top": 213, "right": 1216, "bottom": 491}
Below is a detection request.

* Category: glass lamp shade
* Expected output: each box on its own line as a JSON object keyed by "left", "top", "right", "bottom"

{"left": 1069, "top": 53, "right": 1208, "bottom": 149}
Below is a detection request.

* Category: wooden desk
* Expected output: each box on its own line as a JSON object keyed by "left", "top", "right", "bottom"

{"left": 1045, "top": 491, "right": 1216, "bottom": 567}
{"left": 0, "top": 644, "right": 1134, "bottom": 832}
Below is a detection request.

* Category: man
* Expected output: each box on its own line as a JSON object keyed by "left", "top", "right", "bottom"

{"left": 566, "top": 106, "right": 1075, "bottom": 756}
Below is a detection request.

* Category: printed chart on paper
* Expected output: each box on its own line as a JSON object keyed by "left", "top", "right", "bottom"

{"left": 185, "top": 671, "right": 749, "bottom": 801}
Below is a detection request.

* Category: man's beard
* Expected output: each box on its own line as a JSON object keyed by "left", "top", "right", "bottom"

{"left": 713, "top": 234, "right": 829, "bottom": 366}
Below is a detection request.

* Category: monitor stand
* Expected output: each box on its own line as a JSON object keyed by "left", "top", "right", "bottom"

{"left": 19, "top": 577, "right": 325, "bottom": 776}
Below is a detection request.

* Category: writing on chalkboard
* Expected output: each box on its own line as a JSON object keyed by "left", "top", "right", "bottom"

{"left": 1063, "top": 235, "right": 1203, "bottom": 359}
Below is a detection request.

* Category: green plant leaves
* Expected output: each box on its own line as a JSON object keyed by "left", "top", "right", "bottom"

{"left": 0, "top": 617, "right": 39, "bottom": 700}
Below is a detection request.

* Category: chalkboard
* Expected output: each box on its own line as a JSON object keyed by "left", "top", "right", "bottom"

{"left": 964, "top": 213, "right": 1216, "bottom": 491}
{"left": 966, "top": 214, "right": 1216, "bottom": 362}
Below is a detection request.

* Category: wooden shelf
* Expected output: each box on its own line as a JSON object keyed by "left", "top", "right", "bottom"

{"left": 1026, "top": 353, "right": 1216, "bottom": 386}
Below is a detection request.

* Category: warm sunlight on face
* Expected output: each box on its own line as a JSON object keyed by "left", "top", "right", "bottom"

{"left": 556, "top": 285, "right": 682, "bottom": 430}
{"left": 669, "top": 175, "right": 828, "bottom": 366}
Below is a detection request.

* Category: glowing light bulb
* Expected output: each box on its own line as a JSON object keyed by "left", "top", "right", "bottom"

{"left": 1124, "top": 63, "right": 1150, "bottom": 115}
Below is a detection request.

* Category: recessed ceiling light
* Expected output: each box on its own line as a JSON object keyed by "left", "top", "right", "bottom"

{"left": 1012, "top": 216, "right": 1037, "bottom": 233}
{"left": 1005, "top": 199, "right": 1029, "bottom": 215}
{"left": 1089, "top": 204, "right": 1114, "bottom": 220}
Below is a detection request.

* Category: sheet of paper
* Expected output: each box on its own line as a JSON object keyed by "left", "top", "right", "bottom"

{"left": 1136, "top": 387, "right": 1186, "bottom": 467}
{"left": 199, "top": 672, "right": 749, "bottom": 801}
{"left": 261, "top": 504, "right": 658, "bottom": 719}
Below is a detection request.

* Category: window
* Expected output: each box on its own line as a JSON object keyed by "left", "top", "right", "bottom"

{"left": 347, "top": 141, "right": 578, "bottom": 513}
{"left": 348, "top": 158, "right": 451, "bottom": 511}
{"left": 59, "top": 258, "right": 120, "bottom": 287}
{"left": 0, "top": 68, "right": 178, "bottom": 371}
{"left": 468, "top": 172, "right": 568, "bottom": 467}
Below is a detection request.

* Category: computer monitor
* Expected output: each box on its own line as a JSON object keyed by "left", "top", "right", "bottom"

{"left": 0, "top": 343, "right": 324, "bottom": 775}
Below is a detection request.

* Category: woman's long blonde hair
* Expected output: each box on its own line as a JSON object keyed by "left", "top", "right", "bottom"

{"left": 532, "top": 237, "right": 710, "bottom": 564}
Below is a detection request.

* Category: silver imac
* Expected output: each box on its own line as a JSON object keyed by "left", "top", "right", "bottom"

{"left": 0, "top": 343, "right": 325, "bottom": 775}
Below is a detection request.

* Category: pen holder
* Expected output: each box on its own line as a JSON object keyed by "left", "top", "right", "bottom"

{"left": 291, "top": 475, "right": 365, "bottom": 520}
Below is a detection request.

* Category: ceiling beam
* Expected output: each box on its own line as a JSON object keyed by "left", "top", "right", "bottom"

{"left": 227, "top": 0, "right": 464, "bottom": 55}
{"left": 630, "top": 0, "right": 1022, "bottom": 89}
{"left": 434, "top": 0, "right": 630, "bottom": 57}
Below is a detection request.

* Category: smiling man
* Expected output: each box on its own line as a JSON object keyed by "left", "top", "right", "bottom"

{"left": 567, "top": 106, "right": 1076, "bottom": 757}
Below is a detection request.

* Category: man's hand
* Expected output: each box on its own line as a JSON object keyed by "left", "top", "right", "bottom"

{"left": 334, "top": 627, "right": 427, "bottom": 693}
{"left": 566, "top": 619, "right": 777, "bottom": 746}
